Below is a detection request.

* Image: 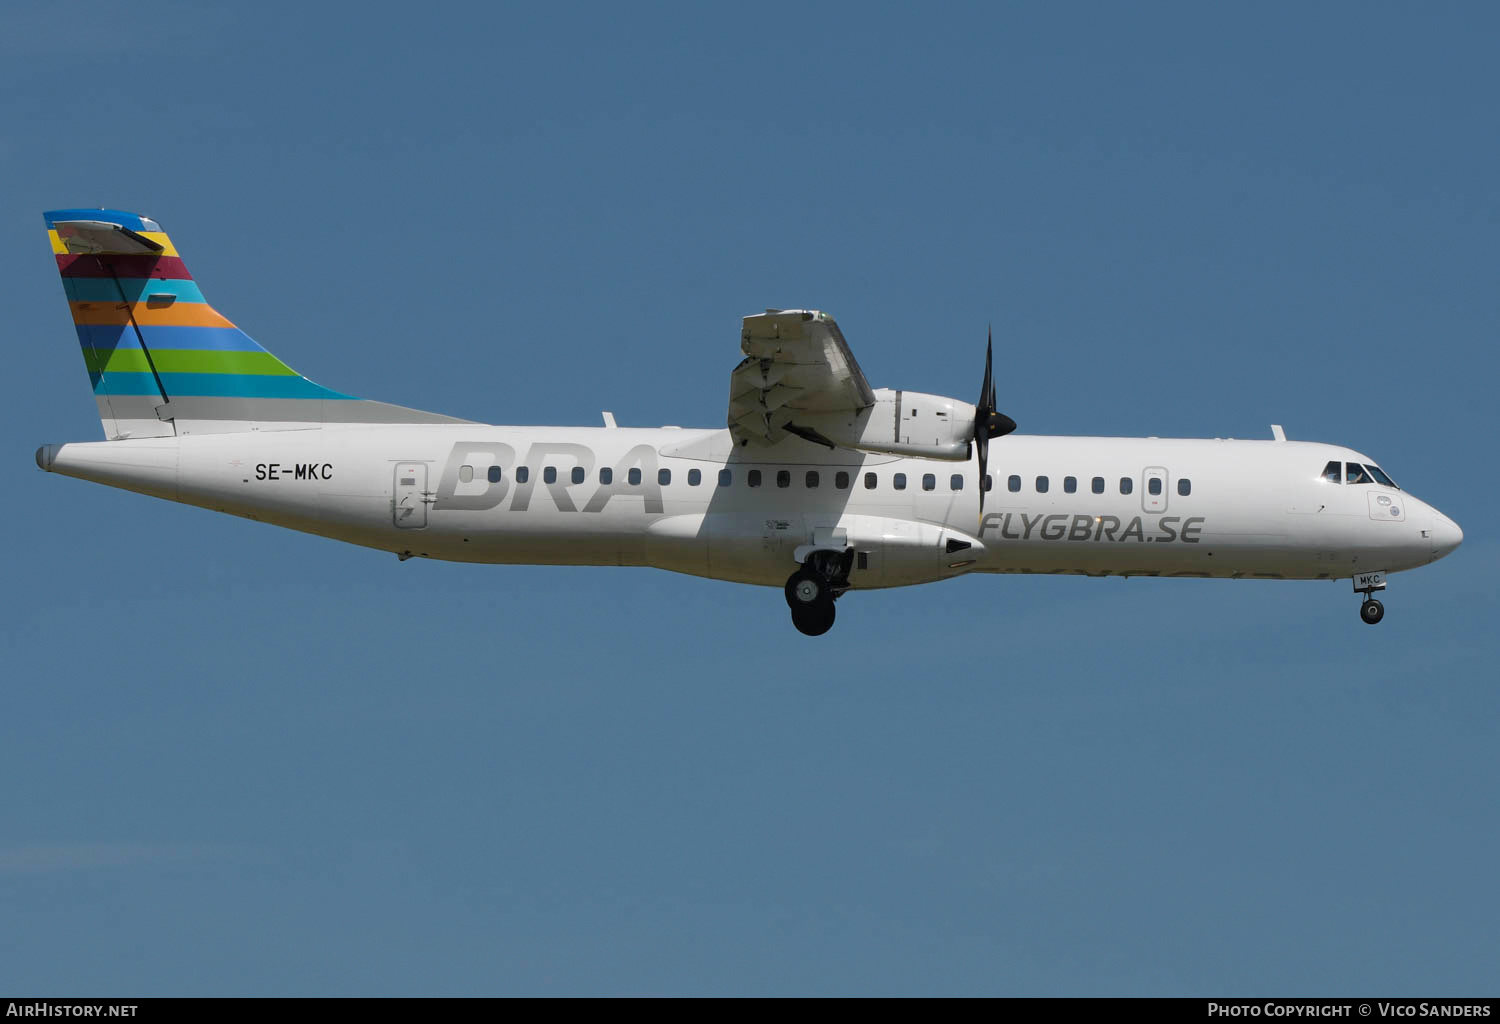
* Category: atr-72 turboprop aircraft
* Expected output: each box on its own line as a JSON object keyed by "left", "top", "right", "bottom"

{"left": 35, "top": 209, "right": 1463, "bottom": 635}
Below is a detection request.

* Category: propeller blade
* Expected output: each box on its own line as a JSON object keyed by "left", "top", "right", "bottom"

{"left": 977, "top": 333, "right": 992, "bottom": 518}
{"left": 976, "top": 330, "right": 1016, "bottom": 441}
{"left": 973, "top": 325, "right": 1015, "bottom": 521}
{"left": 981, "top": 329, "right": 994, "bottom": 410}
{"left": 977, "top": 430, "right": 989, "bottom": 519}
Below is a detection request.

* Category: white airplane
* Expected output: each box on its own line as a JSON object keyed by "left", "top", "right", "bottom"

{"left": 35, "top": 209, "right": 1462, "bottom": 635}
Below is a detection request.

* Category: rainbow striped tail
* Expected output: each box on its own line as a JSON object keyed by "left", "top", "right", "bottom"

{"left": 45, "top": 209, "right": 468, "bottom": 439}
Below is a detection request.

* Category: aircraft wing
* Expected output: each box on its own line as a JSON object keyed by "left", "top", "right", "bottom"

{"left": 728, "top": 309, "right": 876, "bottom": 447}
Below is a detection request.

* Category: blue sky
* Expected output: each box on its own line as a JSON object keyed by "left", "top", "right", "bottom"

{"left": 2, "top": 1, "right": 1495, "bottom": 996}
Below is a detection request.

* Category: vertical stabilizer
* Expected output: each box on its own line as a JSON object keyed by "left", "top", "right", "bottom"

{"left": 45, "top": 209, "right": 469, "bottom": 438}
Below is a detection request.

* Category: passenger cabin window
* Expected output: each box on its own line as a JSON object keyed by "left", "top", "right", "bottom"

{"left": 1346, "top": 463, "right": 1372, "bottom": 485}
{"left": 951, "top": 474, "right": 964, "bottom": 491}
{"left": 805, "top": 471, "right": 819, "bottom": 488}
{"left": 718, "top": 469, "right": 731, "bottom": 486}
{"left": 458, "top": 465, "right": 473, "bottom": 483}
{"left": 1148, "top": 477, "right": 1162, "bottom": 496}
{"left": 835, "top": 472, "right": 850, "bottom": 489}
{"left": 983, "top": 475, "right": 992, "bottom": 492}
{"left": 1321, "top": 461, "right": 1341, "bottom": 484}
{"left": 628, "top": 468, "right": 642, "bottom": 485}
{"left": 1064, "top": 476, "right": 1077, "bottom": 494}
{"left": 1178, "top": 478, "right": 1191, "bottom": 496}
{"left": 572, "top": 467, "right": 585, "bottom": 485}
{"left": 515, "top": 466, "right": 529, "bottom": 483}
{"left": 1119, "top": 476, "right": 1132, "bottom": 495}
{"left": 1036, "top": 476, "right": 1049, "bottom": 494}
{"left": 776, "top": 470, "right": 790, "bottom": 488}
{"left": 893, "top": 473, "right": 907, "bottom": 491}
{"left": 688, "top": 469, "right": 701, "bottom": 486}
{"left": 488, "top": 466, "right": 502, "bottom": 484}
{"left": 864, "top": 473, "right": 877, "bottom": 490}
{"left": 1091, "top": 477, "right": 1104, "bottom": 494}
{"left": 658, "top": 469, "right": 671, "bottom": 485}
{"left": 922, "top": 473, "right": 936, "bottom": 491}
{"left": 599, "top": 467, "right": 612, "bottom": 484}
{"left": 748, "top": 470, "right": 762, "bottom": 487}
{"left": 1007, "top": 475, "right": 1021, "bottom": 493}
{"left": 543, "top": 467, "right": 557, "bottom": 484}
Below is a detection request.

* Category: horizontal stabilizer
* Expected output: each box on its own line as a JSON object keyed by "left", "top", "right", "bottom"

{"left": 52, "top": 220, "right": 164, "bottom": 256}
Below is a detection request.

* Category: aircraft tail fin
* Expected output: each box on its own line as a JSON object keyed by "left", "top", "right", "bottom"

{"left": 44, "top": 209, "right": 469, "bottom": 438}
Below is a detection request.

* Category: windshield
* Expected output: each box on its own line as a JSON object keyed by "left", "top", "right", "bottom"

{"left": 1323, "top": 460, "right": 1400, "bottom": 489}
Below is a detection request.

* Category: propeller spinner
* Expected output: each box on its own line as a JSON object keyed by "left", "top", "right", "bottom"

{"left": 975, "top": 328, "right": 1017, "bottom": 518}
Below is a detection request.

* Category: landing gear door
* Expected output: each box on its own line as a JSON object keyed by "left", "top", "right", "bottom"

{"left": 1142, "top": 466, "right": 1168, "bottom": 513}
{"left": 394, "top": 463, "right": 429, "bottom": 529}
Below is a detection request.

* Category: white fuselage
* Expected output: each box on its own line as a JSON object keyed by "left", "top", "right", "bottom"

{"left": 37, "top": 425, "right": 1461, "bottom": 590}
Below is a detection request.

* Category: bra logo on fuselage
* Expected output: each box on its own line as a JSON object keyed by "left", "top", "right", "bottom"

{"left": 432, "top": 442, "right": 664, "bottom": 514}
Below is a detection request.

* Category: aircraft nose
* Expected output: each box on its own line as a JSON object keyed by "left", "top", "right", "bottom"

{"left": 1429, "top": 510, "right": 1463, "bottom": 562}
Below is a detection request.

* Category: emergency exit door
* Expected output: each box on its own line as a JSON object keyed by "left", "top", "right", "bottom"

{"left": 394, "top": 463, "right": 429, "bottom": 528}
{"left": 1142, "top": 466, "right": 1168, "bottom": 513}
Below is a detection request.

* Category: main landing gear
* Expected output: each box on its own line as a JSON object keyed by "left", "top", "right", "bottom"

{"left": 785, "top": 549, "right": 854, "bottom": 636}
{"left": 1353, "top": 570, "right": 1387, "bottom": 626}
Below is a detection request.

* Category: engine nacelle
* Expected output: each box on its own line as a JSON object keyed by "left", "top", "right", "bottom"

{"left": 797, "top": 388, "right": 975, "bottom": 461}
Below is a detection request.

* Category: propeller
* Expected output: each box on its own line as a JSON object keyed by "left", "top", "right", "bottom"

{"left": 975, "top": 327, "right": 1017, "bottom": 519}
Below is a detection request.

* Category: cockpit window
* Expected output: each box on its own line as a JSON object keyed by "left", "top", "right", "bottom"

{"left": 1321, "top": 461, "right": 1341, "bottom": 484}
{"left": 1365, "top": 464, "right": 1398, "bottom": 488}
{"left": 1345, "top": 463, "right": 1372, "bottom": 485}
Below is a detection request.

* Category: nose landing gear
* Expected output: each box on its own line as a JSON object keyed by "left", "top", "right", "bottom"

{"left": 785, "top": 549, "right": 853, "bottom": 636}
{"left": 1353, "top": 570, "right": 1387, "bottom": 626}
